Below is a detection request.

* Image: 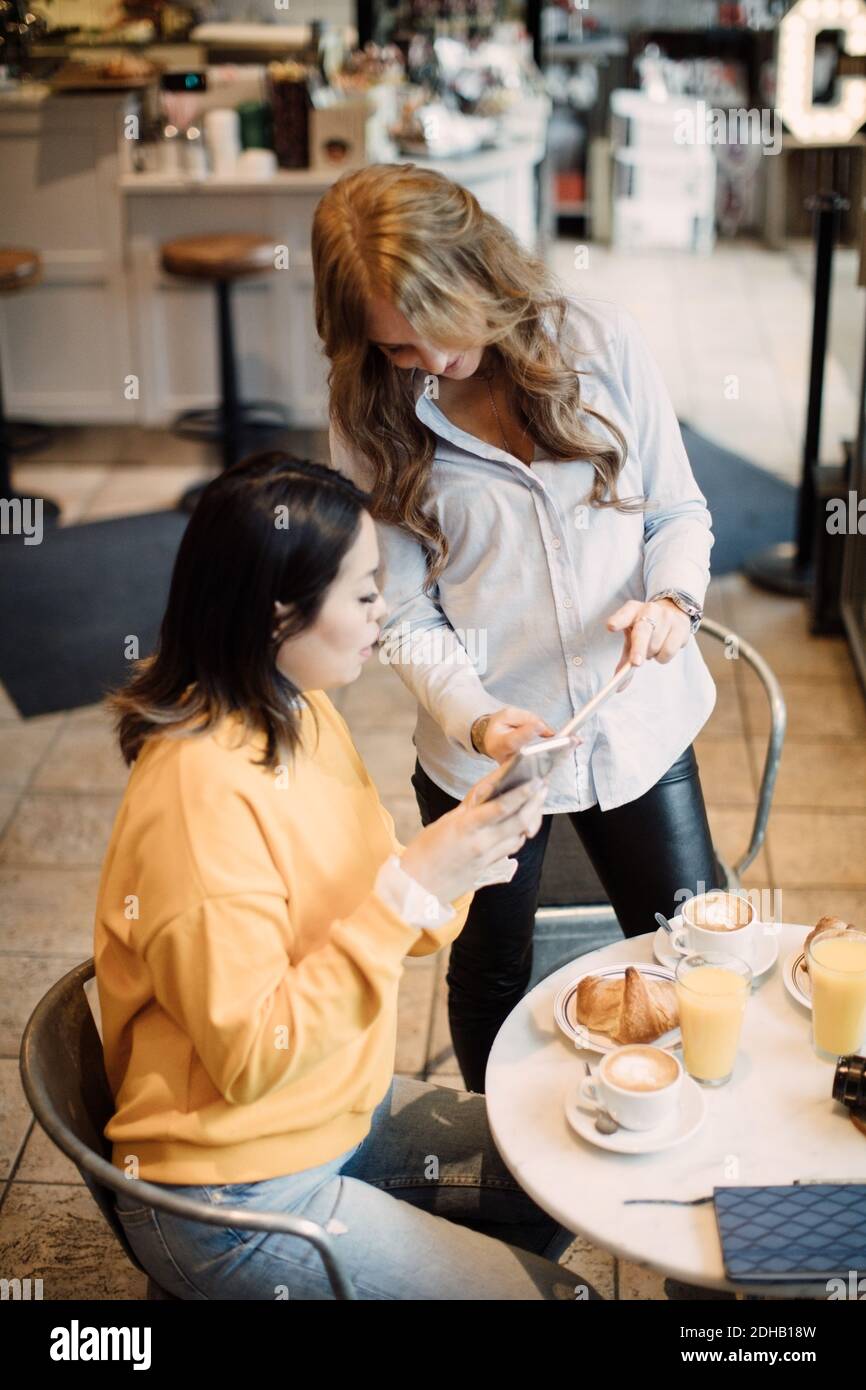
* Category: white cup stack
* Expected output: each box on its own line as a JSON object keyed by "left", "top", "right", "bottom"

{"left": 204, "top": 108, "right": 241, "bottom": 178}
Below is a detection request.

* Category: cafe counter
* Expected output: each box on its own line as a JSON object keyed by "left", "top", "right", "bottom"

{"left": 0, "top": 86, "right": 545, "bottom": 428}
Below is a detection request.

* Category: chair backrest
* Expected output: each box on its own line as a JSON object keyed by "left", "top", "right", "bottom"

{"left": 18, "top": 958, "right": 148, "bottom": 1274}
{"left": 536, "top": 621, "right": 786, "bottom": 915}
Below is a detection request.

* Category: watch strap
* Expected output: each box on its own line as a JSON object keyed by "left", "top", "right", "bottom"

{"left": 649, "top": 589, "right": 703, "bottom": 632}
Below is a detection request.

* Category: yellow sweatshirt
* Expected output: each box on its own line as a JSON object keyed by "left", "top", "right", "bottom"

{"left": 93, "top": 690, "right": 474, "bottom": 1184}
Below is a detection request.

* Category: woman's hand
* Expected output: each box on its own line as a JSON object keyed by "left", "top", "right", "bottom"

{"left": 472, "top": 706, "right": 556, "bottom": 764}
{"left": 400, "top": 772, "right": 550, "bottom": 904}
{"left": 606, "top": 598, "right": 691, "bottom": 677}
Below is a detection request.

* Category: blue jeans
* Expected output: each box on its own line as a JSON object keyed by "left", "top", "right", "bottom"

{"left": 114, "top": 1075, "right": 602, "bottom": 1300}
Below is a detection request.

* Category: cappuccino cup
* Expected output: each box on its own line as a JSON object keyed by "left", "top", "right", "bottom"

{"left": 578, "top": 1044, "right": 682, "bottom": 1131}
{"left": 671, "top": 890, "right": 757, "bottom": 964}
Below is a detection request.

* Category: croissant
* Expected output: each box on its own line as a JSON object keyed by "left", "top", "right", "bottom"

{"left": 575, "top": 966, "right": 679, "bottom": 1044}
{"left": 803, "top": 916, "right": 856, "bottom": 973}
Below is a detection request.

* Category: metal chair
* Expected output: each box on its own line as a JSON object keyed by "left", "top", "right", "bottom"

{"left": 19, "top": 958, "right": 358, "bottom": 1301}
{"left": 531, "top": 618, "right": 787, "bottom": 979}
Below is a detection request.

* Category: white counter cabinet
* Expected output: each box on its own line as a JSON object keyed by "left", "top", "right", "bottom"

{"left": 0, "top": 88, "right": 139, "bottom": 423}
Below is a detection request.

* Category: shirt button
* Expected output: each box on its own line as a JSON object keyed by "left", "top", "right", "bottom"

{"left": 551, "top": 538, "right": 561, "bottom": 550}
{"left": 572, "top": 655, "right": 583, "bottom": 666}
{"left": 562, "top": 596, "right": 573, "bottom": 608}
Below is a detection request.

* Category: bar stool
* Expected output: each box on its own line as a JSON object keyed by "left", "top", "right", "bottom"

{"left": 160, "top": 234, "right": 290, "bottom": 512}
{"left": 0, "top": 248, "right": 60, "bottom": 531}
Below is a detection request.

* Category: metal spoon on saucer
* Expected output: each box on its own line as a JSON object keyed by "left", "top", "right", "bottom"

{"left": 582, "top": 1060, "right": 619, "bottom": 1134}
{"left": 654, "top": 912, "right": 674, "bottom": 935}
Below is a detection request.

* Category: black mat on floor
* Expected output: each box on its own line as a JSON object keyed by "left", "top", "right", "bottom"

{"left": 680, "top": 422, "right": 797, "bottom": 575}
{"left": 0, "top": 510, "right": 188, "bottom": 717}
{"left": 0, "top": 425, "right": 794, "bottom": 717}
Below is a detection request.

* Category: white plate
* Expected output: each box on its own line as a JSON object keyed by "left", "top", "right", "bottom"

{"left": 553, "top": 962, "right": 680, "bottom": 1055}
{"left": 652, "top": 920, "right": 779, "bottom": 979}
{"left": 782, "top": 948, "right": 812, "bottom": 1010}
{"left": 564, "top": 1072, "right": 708, "bottom": 1154}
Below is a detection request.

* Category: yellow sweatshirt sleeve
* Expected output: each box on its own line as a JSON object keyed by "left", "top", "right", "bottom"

{"left": 321, "top": 696, "right": 475, "bottom": 959}
{"left": 370, "top": 788, "right": 475, "bottom": 959}
{"left": 143, "top": 886, "right": 425, "bottom": 1106}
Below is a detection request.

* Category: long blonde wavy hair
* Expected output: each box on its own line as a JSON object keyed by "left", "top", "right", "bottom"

{"left": 312, "top": 162, "right": 645, "bottom": 590}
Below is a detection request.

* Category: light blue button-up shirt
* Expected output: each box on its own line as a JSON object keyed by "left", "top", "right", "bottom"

{"left": 328, "top": 294, "right": 716, "bottom": 812}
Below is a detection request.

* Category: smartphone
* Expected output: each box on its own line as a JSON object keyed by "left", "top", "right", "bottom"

{"left": 473, "top": 662, "right": 635, "bottom": 805}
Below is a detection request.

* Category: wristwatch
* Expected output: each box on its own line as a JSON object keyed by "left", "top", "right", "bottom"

{"left": 648, "top": 589, "right": 703, "bottom": 634}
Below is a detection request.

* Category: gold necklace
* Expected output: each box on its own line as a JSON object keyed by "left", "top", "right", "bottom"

{"left": 485, "top": 375, "right": 528, "bottom": 460}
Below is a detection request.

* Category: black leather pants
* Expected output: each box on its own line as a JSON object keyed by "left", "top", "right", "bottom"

{"left": 410, "top": 743, "right": 720, "bottom": 1094}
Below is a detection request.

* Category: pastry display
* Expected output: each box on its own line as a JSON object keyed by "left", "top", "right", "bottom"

{"left": 99, "top": 54, "right": 156, "bottom": 81}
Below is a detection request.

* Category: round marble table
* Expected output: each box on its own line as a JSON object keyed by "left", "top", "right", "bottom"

{"left": 485, "top": 924, "right": 865, "bottom": 1297}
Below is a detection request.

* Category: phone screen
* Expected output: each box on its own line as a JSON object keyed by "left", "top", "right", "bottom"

{"left": 475, "top": 735, "right": 575, "bottom": 803}
{"left": 473, "top": 662, "right": 634, "bottom": 806}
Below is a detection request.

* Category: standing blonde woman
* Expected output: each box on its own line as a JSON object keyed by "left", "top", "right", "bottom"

{"left": 313, "top": 163, "right": 720, "bottom": 1094}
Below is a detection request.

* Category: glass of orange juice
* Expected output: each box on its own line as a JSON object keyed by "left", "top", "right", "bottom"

{"left": 807, "top": 927, "right": 866, "bottom": 1059}
{"left": 675, "top": 952, "right": 752, "bottom": 1086}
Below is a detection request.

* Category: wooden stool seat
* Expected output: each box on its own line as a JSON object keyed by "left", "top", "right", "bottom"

{"left": 158, "top": 235, "right": 287, "bottom": 504}
{"left": 0, "top": 248, "right": 41, "bottom": 294}
{"left": 161, "top": 234, "right": 275, "bottom": 282}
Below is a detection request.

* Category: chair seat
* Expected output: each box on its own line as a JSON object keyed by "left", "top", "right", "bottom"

{"left": 0, "top": 248, "right": 41, "bottom": 293}
{"left": 161, "top": 234, "right": 276, "bottom": 281}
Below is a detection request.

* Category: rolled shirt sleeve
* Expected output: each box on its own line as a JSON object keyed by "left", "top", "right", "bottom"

{"left": 374, "top": 852, "right": 456, "bottom": 930}
{"left": 376, "top": 851, "right": 519, "bottom": 927}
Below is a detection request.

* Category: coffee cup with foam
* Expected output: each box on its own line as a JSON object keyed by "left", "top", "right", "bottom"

{"left": 578, "top": 1044, "right": 683, "bottom": 1131}
{"left": 671, "top": 890, "right": 757, "bottom": 964}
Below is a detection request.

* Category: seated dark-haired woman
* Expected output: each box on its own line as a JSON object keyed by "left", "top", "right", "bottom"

{"left": 95, "top": 453, "right": 599, "bottom": 1301}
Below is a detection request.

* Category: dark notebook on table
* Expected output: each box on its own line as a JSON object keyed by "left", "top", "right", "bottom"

{"left": 714, "top": 1185, "right": 866, "bottom": 1284}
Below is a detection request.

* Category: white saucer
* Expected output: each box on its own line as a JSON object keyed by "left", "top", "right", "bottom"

{"left": 553, "top": 962, "right": 681, "bottom": 1055}
{"left": 652, "top": 918, "right": 779, "bottom": 980}
{"left": 782, "top": 948, "right": 812, "bottom": 1010}
{"left": 564, "top": 1073, "right": 708, "bottom": 1154}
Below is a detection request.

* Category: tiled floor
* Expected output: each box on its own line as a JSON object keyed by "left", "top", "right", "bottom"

{"left": 547, "top": 238, "right": 859, "bottom": 487}
{"left": 1, "top": 237, "right": 865, "bottom": 1300}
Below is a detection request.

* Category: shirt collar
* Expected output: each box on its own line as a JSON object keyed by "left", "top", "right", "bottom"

{"left": 411, "top": 369, "right": 543, "bottom": 470}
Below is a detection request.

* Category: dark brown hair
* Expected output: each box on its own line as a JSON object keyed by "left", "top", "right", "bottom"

{"left": 108, "top": 452, "right": 371, "bottom": 769}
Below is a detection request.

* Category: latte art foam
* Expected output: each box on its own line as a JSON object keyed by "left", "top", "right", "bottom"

{"left": 701, "top": 900, "right": 741, "bottom": 930}
{"left": 604, "top": 1046, "right": 679, "bottom": 1093}
{"left": 687, "top": 891, "right": 752, "bottom": 932}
